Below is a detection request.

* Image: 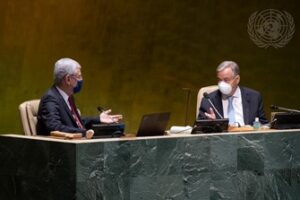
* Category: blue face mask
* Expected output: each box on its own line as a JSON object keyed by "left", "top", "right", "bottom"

{"left": 73, "top": 80, "right": 83, "bottom": 93}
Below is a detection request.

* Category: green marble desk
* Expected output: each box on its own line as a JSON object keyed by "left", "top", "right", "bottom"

{"left": 0, "top": 130, "right": 300, "bottom": 200}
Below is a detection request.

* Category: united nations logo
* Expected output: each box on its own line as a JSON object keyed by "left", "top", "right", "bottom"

{"left": 247, "top": 9, "right": 295, "bottom": 48}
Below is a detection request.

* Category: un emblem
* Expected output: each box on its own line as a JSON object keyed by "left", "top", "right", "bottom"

{"left": 247, "top": 9, "right": 295, "bottom": 48}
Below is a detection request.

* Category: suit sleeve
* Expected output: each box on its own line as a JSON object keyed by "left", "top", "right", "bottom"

{"left": 38, "top": 95, "right": 86, "bottom": 134}
{"left": 82, "top": 116, "right": 100, "bottom": 129}
{"left": 257, "top": 93, "right": 269, "bottom": 124}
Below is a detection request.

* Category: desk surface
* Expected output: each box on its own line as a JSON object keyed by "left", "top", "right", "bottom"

{"left": 1, "top": 128, "right": 300, "bottom": 144}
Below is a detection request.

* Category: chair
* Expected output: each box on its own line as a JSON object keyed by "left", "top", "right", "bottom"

{"left": 196, "top": 85, "right": 218, "bottom": 118}
{"left": 19, "top": 99, "right": 40, "bottom": 136}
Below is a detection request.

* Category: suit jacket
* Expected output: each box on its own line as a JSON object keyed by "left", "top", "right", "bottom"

{"left": 198, "top": 86, "right": 268, "bottom": 125}
{"left": 37, "top": 86, "right": 100, "bottom": 135}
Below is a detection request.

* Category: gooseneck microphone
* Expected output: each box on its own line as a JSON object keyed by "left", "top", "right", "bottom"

{"left": 270, "top": 105, "right": 300, "bottom": 113}
{"left": 203, "top": 92, "right": 223, "bottom": 119}
{"left": 97, "top": 106, "right": 105, "bottom": 113}
{"left": 182, "top": 88, "right": 191, "bottom": 126}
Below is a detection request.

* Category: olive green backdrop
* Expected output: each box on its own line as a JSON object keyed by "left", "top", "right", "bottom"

{"left": 0, "top": 0, "right": 299, "bottom": 134}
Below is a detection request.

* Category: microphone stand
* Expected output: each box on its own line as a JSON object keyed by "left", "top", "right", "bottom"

{"left": 271, "top": 105, "right": 300, "bottom": 113}
{"left": 182, "top": 88, "right": 191, "bottom": 126}
{"left": 203, "top": 92, "right": 223, "bottom": 119}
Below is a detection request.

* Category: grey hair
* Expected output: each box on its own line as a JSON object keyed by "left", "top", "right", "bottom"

{"left": 216, "top": 61, "right": 240, "bottom": 76}
{"left": 53, "top": 58, "right": 81, "bottom": 85}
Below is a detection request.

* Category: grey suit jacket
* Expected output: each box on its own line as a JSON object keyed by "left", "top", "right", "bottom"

{"left": 37, "top": 86, "right": 100, "bottom": 135}
{"left": 198, "top": 86, "right": 268, "bottom": 125}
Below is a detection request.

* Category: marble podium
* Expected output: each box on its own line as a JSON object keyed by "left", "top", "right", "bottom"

{"left": 0, "top": 130, "right": 300, "bottom": 200}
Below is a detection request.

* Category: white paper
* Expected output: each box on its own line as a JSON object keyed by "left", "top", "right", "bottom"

{"left": 169, "top": 126, "right": 192, "bottom": 134}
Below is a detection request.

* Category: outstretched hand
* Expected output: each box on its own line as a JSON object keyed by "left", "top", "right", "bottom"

{"left": 100, "top": 109, "right": 123, "bottom": 123}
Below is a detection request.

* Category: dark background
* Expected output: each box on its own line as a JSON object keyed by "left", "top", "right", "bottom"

{"left": 0, "top": 0, "right": 299, "bottom": 134}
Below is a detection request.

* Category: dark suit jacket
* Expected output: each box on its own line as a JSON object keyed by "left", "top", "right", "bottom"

{"left": 198, "top": 86, "right": 268, "bottom": 125}
{"left": 37, "top": 86, "right": 100, "bottom": 135}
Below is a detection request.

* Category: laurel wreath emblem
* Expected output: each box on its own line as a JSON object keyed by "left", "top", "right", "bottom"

{"left": 247, "top": 9, "right": 295, "bottom": 48}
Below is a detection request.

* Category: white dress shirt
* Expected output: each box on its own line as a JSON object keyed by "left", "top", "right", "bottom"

{"left": 222, "top": 87, "right": 245, "bottom": 126}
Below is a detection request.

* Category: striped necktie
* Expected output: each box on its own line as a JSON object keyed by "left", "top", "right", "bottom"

{"left": 68, "top": 96, "right": 84, "bottom": 129}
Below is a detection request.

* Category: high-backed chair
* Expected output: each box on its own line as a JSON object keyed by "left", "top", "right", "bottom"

{"left": 196, "top": 85, "right": 218, "bottom": 118}
{"left": 19, "top": 99, "right": 40, "bottom": 136}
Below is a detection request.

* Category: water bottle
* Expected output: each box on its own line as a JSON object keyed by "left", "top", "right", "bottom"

{"left": 253, "top": 117, "right": 261, "bottom": 130}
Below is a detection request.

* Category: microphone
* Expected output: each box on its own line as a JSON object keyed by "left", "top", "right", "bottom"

{"left": 270, "top": 105, "right": 300, "bottom": 113}
{"left": 182, "top": 88, "right": 191, "bottom": 126}
{"left": 203, "top": 92, "right": 223, "bottom": 119}
{"left": 97, "top": 106, "right": 105, "bottom": 113}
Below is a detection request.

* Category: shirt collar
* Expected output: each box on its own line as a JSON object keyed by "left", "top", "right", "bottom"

{"left": 56, "top": 86, "right": 70, "bottom": 103}
{"left": 232, "top": 86, "right": 241, "bottom": 98}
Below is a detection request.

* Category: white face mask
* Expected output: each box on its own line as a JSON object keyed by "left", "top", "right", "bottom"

{"left": 218, "top": 81, "right": 232, "bottom": 95}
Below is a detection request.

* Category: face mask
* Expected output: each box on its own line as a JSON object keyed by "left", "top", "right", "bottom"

{"left": 73, "top": 80, "right": 83, "bottom": 93}
{"left": 218, "top": 81, "right": 232, "bottom": 95}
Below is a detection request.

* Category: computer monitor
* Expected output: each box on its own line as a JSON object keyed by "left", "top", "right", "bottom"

{"left": 271, "top": 112, "right": 300, "bottom": 129}
{"left": 191, "top": 119, "right": 229, "bottom": 134}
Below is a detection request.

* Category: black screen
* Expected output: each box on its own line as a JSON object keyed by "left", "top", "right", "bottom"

{"left": 192, "top": 119, "right": 229, "bottom": 134}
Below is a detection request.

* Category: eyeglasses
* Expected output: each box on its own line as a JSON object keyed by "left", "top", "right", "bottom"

{"left": 70, "top": 74, "right": 83, "bottom": 80}
{"left": 218, "top": 75, "right": 237, "bottom": 83}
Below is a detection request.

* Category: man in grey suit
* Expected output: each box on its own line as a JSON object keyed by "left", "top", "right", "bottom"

{"left": 37, "top": 58, "right": 122, "bottom": 137}
{"left": 198, "top": 61, "right": 268, "bottom": 126}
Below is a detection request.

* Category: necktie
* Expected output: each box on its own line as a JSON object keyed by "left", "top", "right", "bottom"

{"left": 227, "top": 96, "right": 236, "bottom": 125}
{"left": 68, "top": 96, "right": 84, "bottom": 129}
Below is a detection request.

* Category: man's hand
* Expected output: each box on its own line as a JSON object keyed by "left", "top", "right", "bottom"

{"left": 204, "top": 107, "right": 216, "bottom": 119}
{"left": 100, "top": 109, "right": 123, "bottom": 123}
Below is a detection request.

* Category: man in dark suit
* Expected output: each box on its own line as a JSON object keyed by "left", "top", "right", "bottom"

{"left": 37, "top": 58, "right": 122, "bottom": 137}
{"left": 198, "top": 61, "right": 268, "bottom": 126}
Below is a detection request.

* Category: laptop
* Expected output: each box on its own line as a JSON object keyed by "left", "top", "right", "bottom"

{"left": 191, "top": 118, "right": 229, "bottom": 134}
{"left": 271, "top": 112, "right": 300, "bottom": 129}
{"left": 136, "top": 112, "right": 171, "bottom": 137}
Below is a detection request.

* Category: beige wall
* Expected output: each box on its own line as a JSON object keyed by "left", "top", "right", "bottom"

{"left": 0, "top": 0, "right": 299, "bottom": 133}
